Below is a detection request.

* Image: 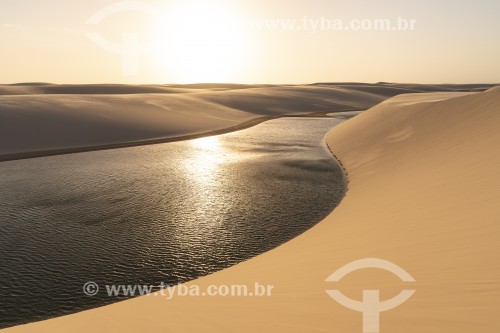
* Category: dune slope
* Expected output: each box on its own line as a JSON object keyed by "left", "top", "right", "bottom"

{"left": 5, "top": 88, "right": 500, "bottom": 332}
{"left": 1, "top": 83, "right": 495, "bottom": 160}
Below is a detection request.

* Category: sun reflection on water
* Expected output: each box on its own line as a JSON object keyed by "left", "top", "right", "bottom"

{"left": 175, "top": 135, "right": 237, "bottom": 252}
{"left": 191, "top": 136, "right": 221, "bottom": 151}
{"left": 187, "top": 137, "right": 228, "bottom": 183}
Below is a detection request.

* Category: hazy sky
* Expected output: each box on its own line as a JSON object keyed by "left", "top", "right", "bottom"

{"left": 1, "top": 0, "right": 499, "bottom": 84}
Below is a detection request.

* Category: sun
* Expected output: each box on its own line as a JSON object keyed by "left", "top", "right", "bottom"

{"left": 152, "top": 1, "right": 250, "bottom": 83}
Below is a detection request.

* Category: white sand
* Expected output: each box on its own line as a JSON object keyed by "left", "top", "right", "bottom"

{"left": 5, "top": 87, "right": 499, "bottom": 332}
{"left": 1, "top": 83, "right": 494, "bottom": 159}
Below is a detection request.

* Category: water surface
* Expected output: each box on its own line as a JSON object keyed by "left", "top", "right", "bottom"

{"left": 0, "top": 116, "right": 352, "bottom": 328}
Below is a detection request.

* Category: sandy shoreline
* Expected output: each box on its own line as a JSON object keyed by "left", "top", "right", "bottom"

{"left": 0, "top": 111, "right": 348, "bottom": 163}
{"left": 0, "top": 115, "right": 274, "bottom": 162}
{"left": 3, "top": 87, "right": 500, "bottom": 332}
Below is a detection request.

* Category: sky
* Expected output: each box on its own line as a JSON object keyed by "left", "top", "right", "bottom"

{"left": 1, "top": 0, "right": 499, "bottom": 84}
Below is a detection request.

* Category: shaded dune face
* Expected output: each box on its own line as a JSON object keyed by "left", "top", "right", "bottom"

{"left": 0, "top": 83, "right": 496, "bottom": 159}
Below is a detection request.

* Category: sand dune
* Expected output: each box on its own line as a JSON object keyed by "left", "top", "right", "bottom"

{"left": 0, "top": 94, "right": 252, "bottom": 157}
{"left": 0, "top": 83, "right": 496, "bottom": 160}
{"left": 5, "top": 88, "right": 499, "bottom": 332}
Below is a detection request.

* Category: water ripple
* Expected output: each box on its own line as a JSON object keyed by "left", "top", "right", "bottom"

{"left": 0, "top": 117, "right": 350, "bottom": 329}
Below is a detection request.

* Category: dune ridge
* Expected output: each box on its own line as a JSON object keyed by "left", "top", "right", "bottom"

{"left": 4, "top": 87, "right": 500, "bottom": 332}
{"left": 1, "top": 83, "right": 496, "bottom": 161}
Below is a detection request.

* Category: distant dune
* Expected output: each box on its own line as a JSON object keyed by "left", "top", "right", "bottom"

{"left": 0, "top": 82, "right": 496, "bottom": 160}
{"left": 6, "top": 87, "right": 499, "bottom": 332}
